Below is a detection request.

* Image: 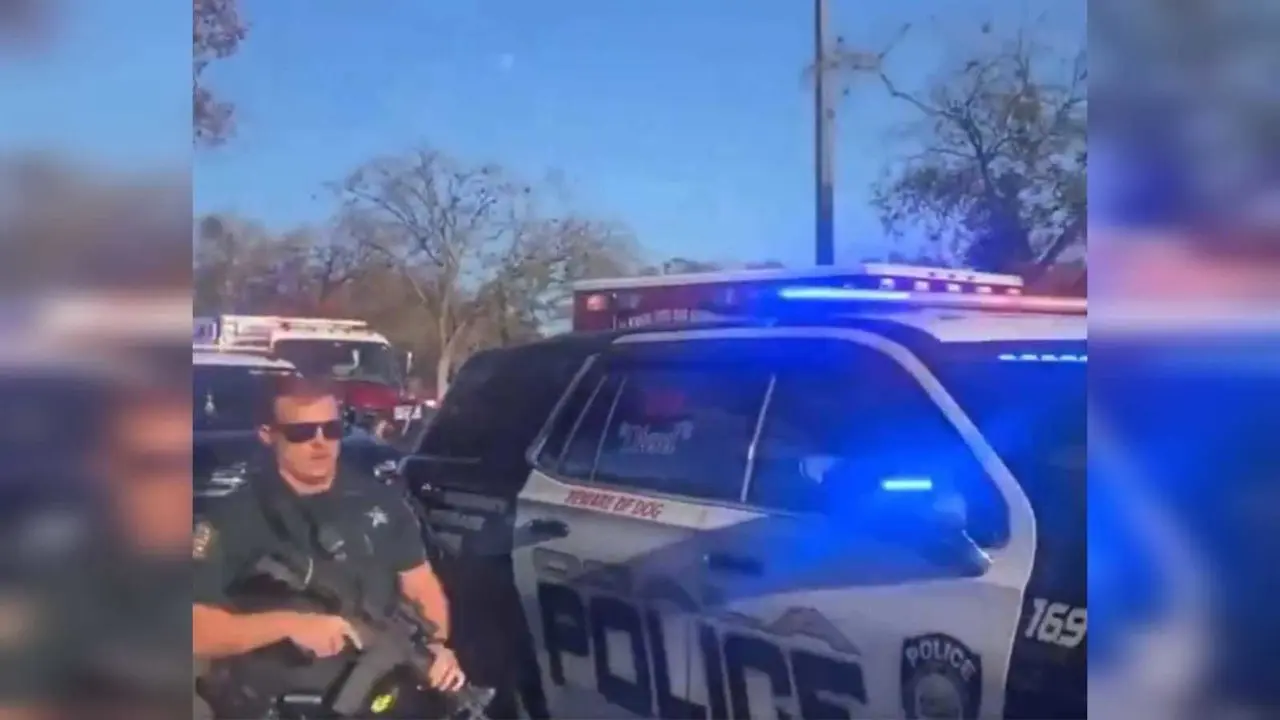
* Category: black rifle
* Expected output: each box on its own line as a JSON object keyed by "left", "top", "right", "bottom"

{"left": 248, "top": 553, "right": 495, "bottom": 719}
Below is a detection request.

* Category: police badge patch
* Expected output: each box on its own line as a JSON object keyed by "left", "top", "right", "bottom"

{"left": 901, "top": 633, "right": 983, "bottom": 719}
{"left": 193, "top": 521, "right": 215, "bottom": 560}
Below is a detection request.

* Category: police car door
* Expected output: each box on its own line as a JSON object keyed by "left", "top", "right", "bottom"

{"left": 677, "top": 328, "right": 1036, "bottom": 720}
{"left": 516, "top": 345, "right": 773, "bottom": 719}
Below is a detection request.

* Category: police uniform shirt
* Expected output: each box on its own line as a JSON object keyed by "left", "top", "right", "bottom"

{"left": 193, "top": 460, "right": 428, "bottom": 616}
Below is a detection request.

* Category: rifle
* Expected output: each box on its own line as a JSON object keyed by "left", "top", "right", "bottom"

{"left": 249, "top": 553, "right": 495, "bottom": 719}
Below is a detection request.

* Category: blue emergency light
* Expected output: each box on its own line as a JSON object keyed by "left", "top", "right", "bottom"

{"left": 997, "top": 352, "right": 1087, "bottom": 363}
{"left": 771, "top": 263, "right": 1086, "bottom": 316}
{"left": 778, "top": 287, "right": 912, "bottom": 302}
{"left": 880, "top": 477, "right": 934, "bottom": 492}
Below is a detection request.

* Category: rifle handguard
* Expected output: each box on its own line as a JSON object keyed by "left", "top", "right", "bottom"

{"left": 447, "top": 683, "right": 496, "bottom": 719}
{"left": 244, "top": 551, "right": 495, "bottom": 718}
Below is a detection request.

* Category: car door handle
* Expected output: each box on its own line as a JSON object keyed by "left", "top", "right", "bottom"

{"left": 528, "top": 518, "right": 569, "bottom": 539}
{"left": 705, "top": 552, "right": 762, "bottom": 576}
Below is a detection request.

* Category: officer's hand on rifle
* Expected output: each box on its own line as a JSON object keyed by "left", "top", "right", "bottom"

{"left": 425, "top": 643, "right": 466, "bottom": 693}
{"left": 283, "top": 612, "right": 363, "bottom": 658}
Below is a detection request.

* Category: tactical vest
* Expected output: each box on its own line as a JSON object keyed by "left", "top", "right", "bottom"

{"left": 200, "top": 471, "right": 375, "bottom": 719}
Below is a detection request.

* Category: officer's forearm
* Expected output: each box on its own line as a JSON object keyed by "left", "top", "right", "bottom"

{"left": 193, "top": 604, "right": 296, "bottom": 658}
{"left": 401, "top": 566, "right": 451, "bottom": 642}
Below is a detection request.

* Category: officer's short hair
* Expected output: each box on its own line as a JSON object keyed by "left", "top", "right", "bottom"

{"left": 262, "top": 374, "right": 339, "bottom": 423}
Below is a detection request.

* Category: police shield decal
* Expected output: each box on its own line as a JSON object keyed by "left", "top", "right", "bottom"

{"left": 901, "top": 633, "right": 983, "bottom": 719}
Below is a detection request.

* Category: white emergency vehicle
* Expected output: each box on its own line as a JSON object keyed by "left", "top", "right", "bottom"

{"left": 402, "top": 264, "right": 1086, "bottom": 719}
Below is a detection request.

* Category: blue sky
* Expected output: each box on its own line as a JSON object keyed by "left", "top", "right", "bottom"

{"left": 0, "top": 0, "right": 192, "bottom": 170}
{"left": 1, "top": 0, "right": 1083, "bottom": 267}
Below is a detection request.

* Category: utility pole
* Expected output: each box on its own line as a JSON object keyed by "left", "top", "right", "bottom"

{"left": 813, "top": 0, "right": 836, "bottom": 266}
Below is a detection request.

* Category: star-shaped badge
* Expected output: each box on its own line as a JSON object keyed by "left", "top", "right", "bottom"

{"left": 367, "top": 507, "right": 388, "bottom": 528}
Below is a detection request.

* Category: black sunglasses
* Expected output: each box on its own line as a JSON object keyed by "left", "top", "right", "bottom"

{"left": 275, "top": 420, "right": 344, "bottom": 444}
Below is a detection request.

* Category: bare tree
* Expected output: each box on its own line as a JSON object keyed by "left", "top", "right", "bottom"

{"left": 194, "top": 0, "right": 247, "bottom": 147}
{"left": 636, "top": 258, "right": 786, "bottom": 275}
{"left": 841, "top": 23, "right": 1086, "bottom": 278}
{"left": 194, "top": 214, "right": 380, "bottom": 315}
{"left": 194, "top": 213, "right": 289, "bottom": 312}
{"left": 284, "top": 225, "right": 377, "bottom": 312}
{"left": 488, "top": 214, "right": 638, "bottom": 332}
{"left": 639, "top": 257, "right": 723, "bottom": 275}
{"left": 335, "top": 148, "right": 636, "bottom": 393}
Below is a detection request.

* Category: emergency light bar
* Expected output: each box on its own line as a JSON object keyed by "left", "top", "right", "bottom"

{"left": 775, "top": 285, "right": 1086, "bottom": 314}
{"left": 881, "top": 477, "right": 934, "bottom": 492}
{"left": 203, "top": 315, "right": 378, "bottom": 348}
{"left": 192, "top": 342, "right": 265, "bottom": 353}
{"left": 861, "top": 263, "right": 1024, "bottom": 288}
{"left": 997, "top": 351, "right": 1086, "bottom": 362}
{"left": 573, "top": 262, "right": 1027, "bottom": 293}
{"left": 270, "top": 317, "right": 369, "bottom": 334}
{"left": 770, "top": 263, "right": 1083, "bottom": 315}
{"left": 575, "top": 263, "right": 1084, "bottom": 333}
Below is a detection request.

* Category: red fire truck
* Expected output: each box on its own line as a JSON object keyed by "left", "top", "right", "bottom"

{"left": 571, "top": 263, "right": 1077, "bottom": 331}
{"left": 193, "top": 315, "right": 423, "bottom": 436}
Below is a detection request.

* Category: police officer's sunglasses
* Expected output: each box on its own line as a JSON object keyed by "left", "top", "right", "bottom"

{"left": 275, "top": 420, "right": 344, "bottom": 443}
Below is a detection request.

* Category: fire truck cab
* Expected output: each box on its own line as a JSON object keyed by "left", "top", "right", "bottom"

{"left": 193, "top": 314, "right": 421, "bottom": 430}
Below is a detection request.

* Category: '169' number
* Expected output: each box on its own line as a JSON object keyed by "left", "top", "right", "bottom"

{"left": 1024, "top": 598, "right": 1086, "bottom": 648}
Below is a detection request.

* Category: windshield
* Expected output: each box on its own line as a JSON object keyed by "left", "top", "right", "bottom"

{"left": 194, "top": 364, "right": 296, "bottom": 432}
{"left": 931, "top": 342, "right": 1086, "bottom": 494}
{"left": 273, "top": 339, "right": 400, "bottom": 385}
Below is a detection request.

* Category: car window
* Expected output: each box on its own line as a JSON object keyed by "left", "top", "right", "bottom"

{"left": 273, "top": 339, "right": 401, "bottom": 385}
{"left": 554, "top": 371, "right": 625, "bottom": 480}
{"left": 194, "top": 364, "right": 295, "bottom": 432}
{"left": 536, "top": 360, "right": 606, "bottom": 469}
{"left": 555, "top": 361, "right": 770, "bottom": 503}
{"left": 748, "top": 344, "right": 1009, "bottom": 547}
{"left": 417, "top": 350, "right": 505, "bottom": 458}
{"left": 409, "top": 344, "right": 600, "bottom": 503}
{"left": 932, "top": 347, "right": 1083, "bottom": 552}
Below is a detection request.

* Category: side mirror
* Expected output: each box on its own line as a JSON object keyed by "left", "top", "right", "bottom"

{"left": 510, "top": 518, "right": 569, "bottom": 551}
{"left": 872, "top": 477, "right": 966, "bottom": 527}
{"left": 823, "top": 468, "right": 990, "bottom": 577}
{"left": 870, "top": 477, "right": 991, "bottom": 577}
{"left": 528, "top": 518, "right": 569, "bottom": 539}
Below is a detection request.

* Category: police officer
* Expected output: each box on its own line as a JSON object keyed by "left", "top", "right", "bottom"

{"left": 192, "top": 375, "right": 465, "bottom": 714}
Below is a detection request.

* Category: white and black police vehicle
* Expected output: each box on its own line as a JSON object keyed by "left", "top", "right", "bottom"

{"left": 402, "top": 264, "right": 1085, "bottom": 719}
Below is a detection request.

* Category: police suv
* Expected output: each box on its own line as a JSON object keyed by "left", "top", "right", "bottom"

{"left": 403, "top": 264, "right": 1085, "bottom": 719}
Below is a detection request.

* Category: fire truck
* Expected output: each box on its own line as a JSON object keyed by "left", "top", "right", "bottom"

{"left": 193, "top": 315, "right": 421, "bottom": 433}
{"left": 571, "top": 262, "right": 1076, "bottom": 331}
